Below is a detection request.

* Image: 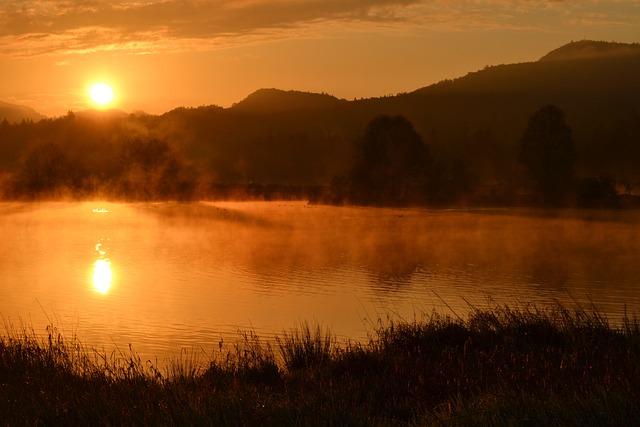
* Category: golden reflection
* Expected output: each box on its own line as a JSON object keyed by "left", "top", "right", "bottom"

{"left": 95, "top": 243, "right": 106, "bottom": 256}
{"left": 93, "top": 259, "right": 113, "bottom": 294}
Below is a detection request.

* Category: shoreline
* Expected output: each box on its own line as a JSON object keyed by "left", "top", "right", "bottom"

{"left": 2, "top": 304, "right": 639, "bottom": 425}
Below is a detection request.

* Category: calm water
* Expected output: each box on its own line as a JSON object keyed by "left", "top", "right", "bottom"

{"left": 1, "top": 201, "right": 639, "bottom": 360}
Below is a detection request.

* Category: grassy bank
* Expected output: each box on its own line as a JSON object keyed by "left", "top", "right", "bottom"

{"left": 1, "top": 305, "right": 640, "bottom": 425}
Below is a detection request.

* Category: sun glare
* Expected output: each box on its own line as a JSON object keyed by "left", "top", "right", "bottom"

{"left": 92, "top": 259, "right": 113, "bottom": 294}
{"left": 88, "top": 82, "right": 114, "bottom": 107}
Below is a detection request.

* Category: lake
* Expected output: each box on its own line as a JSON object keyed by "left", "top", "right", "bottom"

{"left": 1, "top": 201, "right": 639, "bottom": 361}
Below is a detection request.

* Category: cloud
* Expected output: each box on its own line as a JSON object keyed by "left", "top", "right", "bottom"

{"left": 0, "top": 0, "right": 638, "bottom": 56}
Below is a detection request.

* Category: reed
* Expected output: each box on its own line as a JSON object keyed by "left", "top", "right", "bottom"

{"left": 1, "top": 304, "right": 639, "bottom": 425}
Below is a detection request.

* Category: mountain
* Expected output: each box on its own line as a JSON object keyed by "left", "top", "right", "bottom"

{"left": 409, "top": 42, "right": 640, "bottom": 97}
{"left": 74, "top": 109, "right": 129, "bottom": 120}
{"left": 0, "top": 101, "right": 45, "bottom": 123}
{"left": 540, "top": 40, "right": 640, "bottom": 62}
{"left": 363, "top": 40, "right": 640, "bottom": 180}
{"left": 232, "top": 88, "right": 346, "bottom": 113}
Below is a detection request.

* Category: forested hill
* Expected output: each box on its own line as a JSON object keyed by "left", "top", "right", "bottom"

{"left": 1, "top": 40, "right": 639, "bottom": 199}
{"left": 221, "top": 40, "right": 640, "bottom": 184}
{"left": 539, "top": 40, "right": 640, "bottom": 62}
{"left": 231, "top": 89, "right": 347, "bottom": 113}
{"left": 0, "top": 101, "right": 45, "bottom": 123}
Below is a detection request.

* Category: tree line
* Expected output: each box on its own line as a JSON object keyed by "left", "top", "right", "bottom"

{"left": 0, "top": 106, "right": 632, "bottom": 206}
{"left": 328, "top": 106, "right": 623, "bottom": 208}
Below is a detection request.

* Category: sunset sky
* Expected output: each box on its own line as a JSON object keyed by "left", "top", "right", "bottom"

{"left": 1, "top": 0, "right": 639, "bottom": 116}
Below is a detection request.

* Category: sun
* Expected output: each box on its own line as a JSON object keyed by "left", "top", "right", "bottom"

{"left": 88, "top": 82, "right": 114, "bottom": 108}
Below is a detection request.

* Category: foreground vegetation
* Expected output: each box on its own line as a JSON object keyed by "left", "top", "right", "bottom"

{"left": 2, "top": 305, "right": 640, "bottom": 425}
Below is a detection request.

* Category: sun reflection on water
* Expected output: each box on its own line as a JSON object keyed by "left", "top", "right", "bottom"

{"left": 92, "top": 259, "right": 113, "bottom": 294}
{"left": 92, "top": 241, "right": 113, "bottom": 295}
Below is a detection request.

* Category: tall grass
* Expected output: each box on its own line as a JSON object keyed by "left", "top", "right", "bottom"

{"left": 277, "top": 324, "right": 333, "bottom": 370}
{"left": 1, "top": 304, "right": 639, "bottom": 425}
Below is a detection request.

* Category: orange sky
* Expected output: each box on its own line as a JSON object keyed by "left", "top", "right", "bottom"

{"left": 1, "top": 0, "right": 639, "bottom": 116}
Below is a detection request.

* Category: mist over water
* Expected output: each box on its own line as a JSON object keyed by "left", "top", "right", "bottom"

{"left": 1, "top": 201, "right": 639, "bottom": 361}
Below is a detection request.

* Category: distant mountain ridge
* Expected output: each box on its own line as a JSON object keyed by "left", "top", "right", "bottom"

{"left": 540, "top": 40, "right": 640, "bottom": 62}
{"left": 2, "top": 40, "right": 638, "bottom": 123}
{"left": 0, "top": 101, "right": 44, "bottom": 123}
{"left": 74, "top": 109, "right": 129, "bottom": 120}
{"left": 232, "top": 40, "right": 640, "bottom": 112}
{"left": 231, "top": 88, "right": 346, "bottom": 113}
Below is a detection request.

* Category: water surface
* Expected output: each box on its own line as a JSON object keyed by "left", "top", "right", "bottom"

{"left": 1, "top": 201, "right": 639, "bottom": 360}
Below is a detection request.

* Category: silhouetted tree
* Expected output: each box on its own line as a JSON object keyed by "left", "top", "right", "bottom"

{"left": 117, "top": 138, "right": 195, "bottom": 200}
{"left": 519, "top": 105, "right": 575, "bottom": 204}
{"left": 349, "top": 115, "right": 432, "bottom": 204}
{"left": 577, "top": 176, "right": 619, "bottom": 208}
{"left": 16, "top": 142, "right": 83, "bottom": 195}
{"left": 120, "top": 138, "right": 172, "bottom": 171}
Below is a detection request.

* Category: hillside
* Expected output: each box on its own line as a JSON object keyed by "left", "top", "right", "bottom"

{"left": 409, "top": 52, "right": 640, "bottom": 96}
{"left": 74, "top": 109, "right": 129, "bottom": 120}
{"left": 1, "top": 40, "right": 639, "bottom": 196}
{"left": 231, "top": 88, "right": 346, "bottom": 113}
{"left": 0, "top": 101, "right": 45, "bottom": 123}
{"left": 362, "top": 40, "right": 640, "bottom": 180}
{"left": 540, "top": 40, "right": 640, "bottom": 62}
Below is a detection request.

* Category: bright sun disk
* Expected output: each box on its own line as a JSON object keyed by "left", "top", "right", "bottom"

{"left": 89, "top": 82, "right": 114, "bottom": 107}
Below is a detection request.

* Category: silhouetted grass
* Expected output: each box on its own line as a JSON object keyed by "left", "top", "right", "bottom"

{"left": 1, "top": 305, "right": 640, "bottom": 425}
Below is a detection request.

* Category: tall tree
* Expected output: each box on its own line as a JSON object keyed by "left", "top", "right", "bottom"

{"left": 519, "top": 105, "right": 575, "bottom": 204}
{"left": 349, "top": 115, "right": 432, "bottom": 204}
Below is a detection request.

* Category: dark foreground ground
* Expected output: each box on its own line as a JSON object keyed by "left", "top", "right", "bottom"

{"left": 1, "top": 305, "right": 639, "bottom": 426}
